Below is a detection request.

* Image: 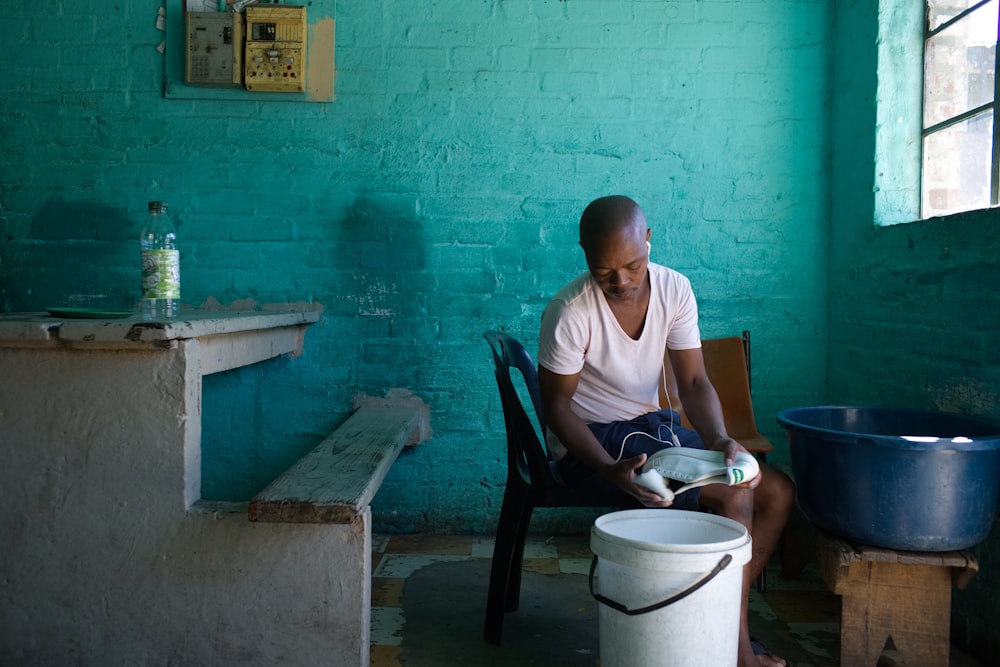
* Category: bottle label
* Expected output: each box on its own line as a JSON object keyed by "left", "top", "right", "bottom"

{"left": 141, "top": 249, "right": 180, "bottom": 299}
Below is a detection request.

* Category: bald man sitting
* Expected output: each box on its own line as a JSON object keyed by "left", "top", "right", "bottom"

{"left": 537, "top": 195, "right": 794, "bottom": 667}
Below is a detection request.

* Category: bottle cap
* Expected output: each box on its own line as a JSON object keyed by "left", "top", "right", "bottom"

{"left": 148, "top": 201, "right": 168, "bottom": 212}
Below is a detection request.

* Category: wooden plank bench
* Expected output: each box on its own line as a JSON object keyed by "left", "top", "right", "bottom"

{"left": 247, "top": 398, "right": 428, "bottom": 666}
{"left": 249, "top": 403, "right": 427, "bottom": 524}
{"left": 815, "top": 530, "right": 979, "bottom": 667}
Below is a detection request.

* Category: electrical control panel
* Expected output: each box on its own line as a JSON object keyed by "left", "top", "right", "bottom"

{"left": 185, "top": 12, "right": 243, "bottom": 87}
{"left": 243, "top": 5, "right": 307, "bottom": 92}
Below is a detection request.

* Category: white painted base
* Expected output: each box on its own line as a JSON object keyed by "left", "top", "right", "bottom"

{"left": 0, "top": 312, "right": 373, "bottom": 666}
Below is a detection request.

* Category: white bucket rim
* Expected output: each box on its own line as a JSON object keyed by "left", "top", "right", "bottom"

{"left": 591, "top": 509, "right": 750, "bottom": 559}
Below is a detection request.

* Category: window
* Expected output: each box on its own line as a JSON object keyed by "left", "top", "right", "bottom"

{"left": 921, "top": 0, "right": 999, "bottom": 217}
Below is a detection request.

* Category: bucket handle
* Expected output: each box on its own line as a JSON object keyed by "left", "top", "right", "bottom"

{"left": 588, "top": 553, "right": 733, "bottom": 616}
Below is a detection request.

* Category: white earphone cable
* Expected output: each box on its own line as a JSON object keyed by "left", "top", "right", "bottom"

{"left": 614, "top": 355, "right": 681, "bottom": 463}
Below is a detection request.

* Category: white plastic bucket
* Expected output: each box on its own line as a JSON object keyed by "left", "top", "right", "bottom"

{"left": 589, "top": 509, "right": 752, "bottom": 667}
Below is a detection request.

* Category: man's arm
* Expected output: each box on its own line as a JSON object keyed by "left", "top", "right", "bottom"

{"left": 537, "top": 365, "right": 670, "bottom": 506}
{"left": 668, "top": 347, "right": 754, "bottom": 477}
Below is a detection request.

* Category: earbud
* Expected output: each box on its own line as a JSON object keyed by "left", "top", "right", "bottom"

{"left": 646, "top": 240, "right": 652, "bottom": 254}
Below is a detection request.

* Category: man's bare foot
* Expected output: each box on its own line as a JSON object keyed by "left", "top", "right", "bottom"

{"left": 738, "top": 637, "right": 787, "bottom": 666}
{"left": 756, "top": 653, "right": 787, "bottom": 667}
{"left": 749, "top": 638, "right": 786, "bottom": 667}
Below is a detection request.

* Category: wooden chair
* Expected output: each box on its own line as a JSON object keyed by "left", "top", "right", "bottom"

{"left": 482, "top": 330, "right": 639, "bottom": 646}
{"left": 658, "top": 330, "right": 773, "bottom": 460}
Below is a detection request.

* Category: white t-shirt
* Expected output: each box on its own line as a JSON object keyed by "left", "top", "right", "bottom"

{"left": 537, "top": 263, "right": 701, "bottom": 458}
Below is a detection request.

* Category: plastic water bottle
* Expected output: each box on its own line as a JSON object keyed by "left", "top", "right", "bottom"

{"left": 140, "top": 201, "right": 180, "bottom": 320}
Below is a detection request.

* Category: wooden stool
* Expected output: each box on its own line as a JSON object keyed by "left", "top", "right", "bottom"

{"left": 815, "top": 531, "right": 978, "bottom": 667}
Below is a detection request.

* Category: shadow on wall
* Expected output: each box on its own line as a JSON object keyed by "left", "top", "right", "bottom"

{"left": 202, "top": 197, "right": 431, "bottom": 502}
{"left": 3, "top": 199, "right": 139, "bottom": 311}
{"left": 334, "top": 196, "right": 427, "bottom": 319}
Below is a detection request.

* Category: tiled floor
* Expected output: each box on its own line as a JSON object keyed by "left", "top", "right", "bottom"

{"left": 369, "top": 533, "right": 985, "bottom": 667}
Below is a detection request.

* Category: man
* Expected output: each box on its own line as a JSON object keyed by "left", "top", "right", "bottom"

{"left": 537, "top": 195, "right": 794, "bottom": 667}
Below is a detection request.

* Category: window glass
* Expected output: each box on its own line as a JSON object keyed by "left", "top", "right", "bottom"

{"left": 926, "top": 0, "right": 994, "bottom": 31}
{"left": 920, "top": 0, "right": 998, "bottom": 217}
{"left": 923, "top": 5, "right": 997, "bottom": 127}
{"left": 922, "top": 109, "right": 994, "bottom": 216}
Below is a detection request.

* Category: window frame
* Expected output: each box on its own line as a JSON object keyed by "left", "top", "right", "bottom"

{"left": 873, "top": 2, "right": 925, "bottom": 226}
{"left": 920, "top": 0, "right": 1000, "bottom": 216}
{"left": 873, "top": 0, "right": 998, "bottom": 226}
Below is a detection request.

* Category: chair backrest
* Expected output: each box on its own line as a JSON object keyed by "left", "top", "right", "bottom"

{"left": 658, "top": 331, "right": 773, "bottom": 454}
{"left": 483, "top": 331, "right": 557, "bottom": 487}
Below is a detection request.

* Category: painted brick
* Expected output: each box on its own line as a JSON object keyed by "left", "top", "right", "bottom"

{"left": 2, "top": 0, "right": 852, "bottom": 548}
{"left": 387, "top": 46, "right": 448, "bottom": 69}
{"left": 497, "top": 44, "right": 530, "bottom": 70}
{"left": 539, "top": 70, "right": 601, "bottom": 95}
{"left": 449, "top": 45, "right": 494, "bottom": 70}
{"left": 563, "top": 0, "right": 634, "bottom": 21}
{"left": 528, "top": 47, "right": 571, "bottom": 71}
{"left": 603, "top": 21, "right": 665, "bottom": 47}
{"left": 634, "top": 1, "right": 699, "bottom": 24}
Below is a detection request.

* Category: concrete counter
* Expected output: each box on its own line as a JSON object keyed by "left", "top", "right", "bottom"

{"left": 0, "top": 307, "right": 385, "bottom": 666}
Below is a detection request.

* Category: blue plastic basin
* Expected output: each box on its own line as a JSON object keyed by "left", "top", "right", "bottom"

{"left": 776, "top": 405, "right": 1000, "bottom": 551}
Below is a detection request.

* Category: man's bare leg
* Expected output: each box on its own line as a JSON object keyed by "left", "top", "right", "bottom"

{"left": 700, "top": 465, "right": 794, "bottom": 666}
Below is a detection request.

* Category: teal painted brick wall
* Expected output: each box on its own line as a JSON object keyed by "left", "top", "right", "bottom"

{"left": 2, "top": 0, "right": 829, "bottom": 533}
{"left": 829, "top": 3, "right": 1000, "bottom": 661}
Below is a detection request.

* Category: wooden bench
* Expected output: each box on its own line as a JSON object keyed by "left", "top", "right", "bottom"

{"left": 249, "top": 402, "right": 428, "bottom": 524}
{"left": 815, "top": 531, "right": 979, "bottom": 667}
{"left": 246, "top": 398, "right": 428, "bottom": 667}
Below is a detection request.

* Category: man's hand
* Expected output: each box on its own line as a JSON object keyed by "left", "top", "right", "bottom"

{"left": 606, "top": 453, "right": 675, "bottom": 507}
{"left": 714, "top": 438, "right": 761, "bottom": 490}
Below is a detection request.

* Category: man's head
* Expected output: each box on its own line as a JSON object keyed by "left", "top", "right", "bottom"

{"left": 578, "top": 195, "right": 652, "bottom": 303}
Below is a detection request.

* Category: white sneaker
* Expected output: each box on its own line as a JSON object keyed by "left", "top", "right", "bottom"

{"left": 634, "top": 448, "right": 760, "bottom": 502}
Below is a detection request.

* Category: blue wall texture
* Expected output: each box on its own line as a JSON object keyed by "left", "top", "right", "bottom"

{"left": 1, "top": 0, "right": 830, "bottom": 531}
{"left": 3, "top": 0, "right": 998, "bottom": 657}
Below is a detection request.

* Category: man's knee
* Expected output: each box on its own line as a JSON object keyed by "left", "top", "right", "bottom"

{"left": 756, "top": 465, "right": 795, "bottom": 519}
{"left": 699, "top": 483, "right": 753, "bottom": 521}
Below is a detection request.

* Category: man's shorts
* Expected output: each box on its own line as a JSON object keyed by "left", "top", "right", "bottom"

{"left": 554, "top": 409, "right": 705, "bottom": 511}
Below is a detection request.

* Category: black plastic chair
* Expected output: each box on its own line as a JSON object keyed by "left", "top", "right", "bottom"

{"left": 482, "top": 330, "right": 639, "bottom": 645}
